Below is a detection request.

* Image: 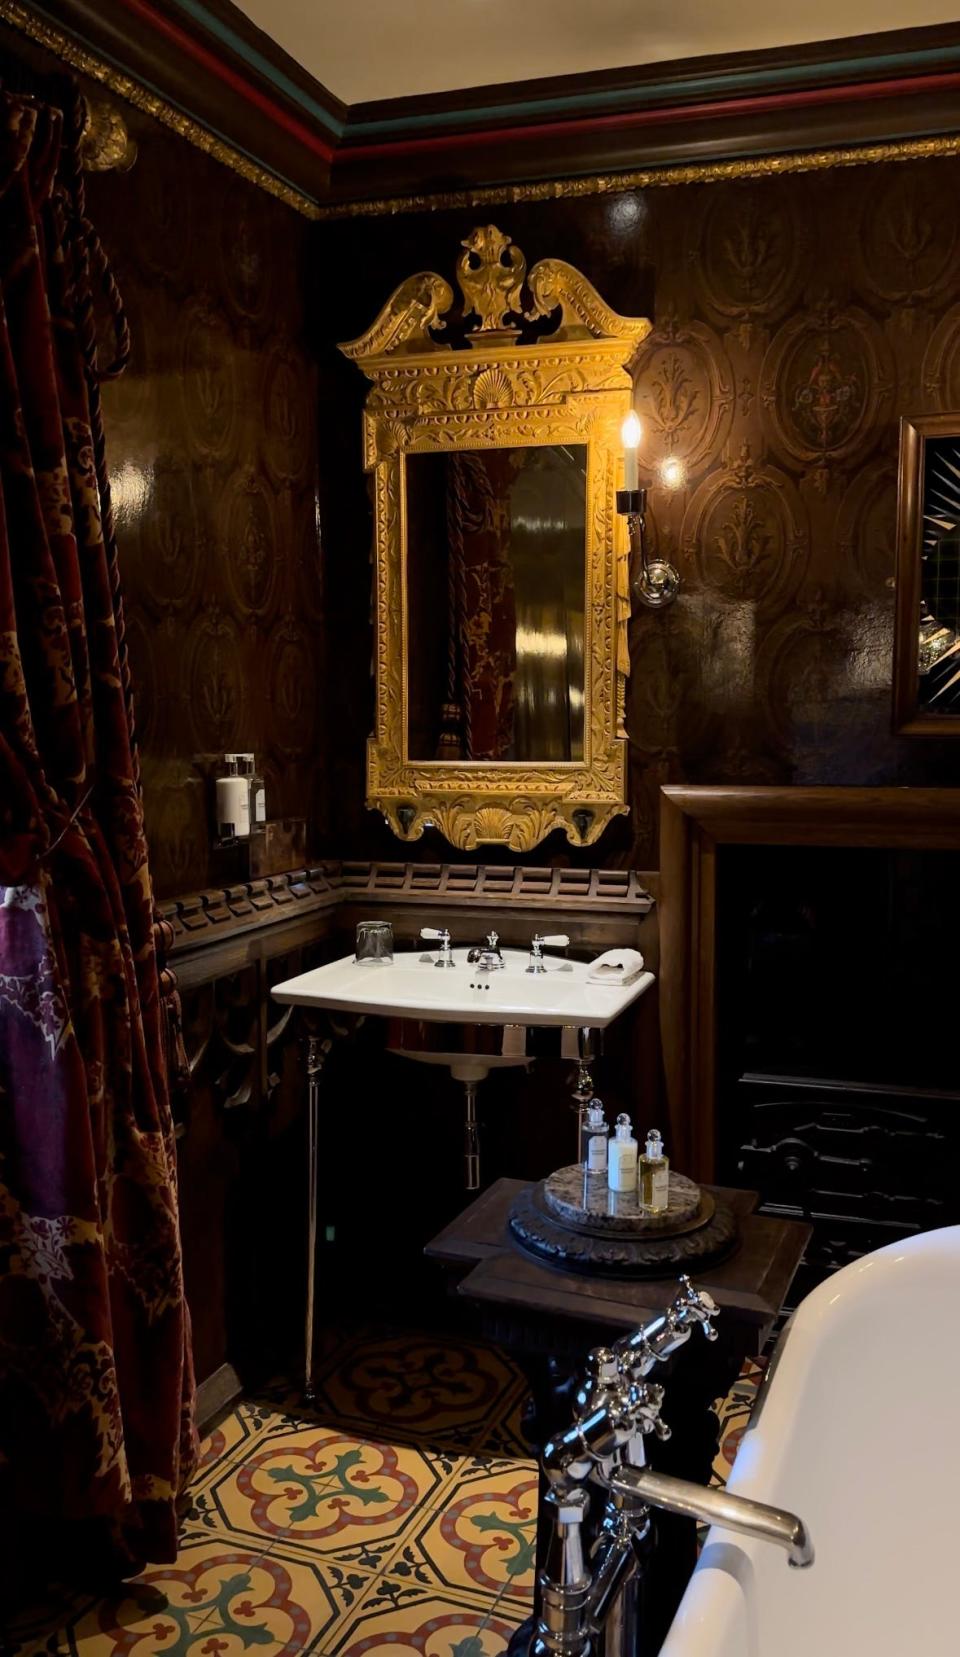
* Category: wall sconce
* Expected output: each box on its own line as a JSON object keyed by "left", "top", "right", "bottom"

{"left": 79, "top": 97, "right": 138, "bottom": 173}
{"left": 617, "top": 412, "right": 681, "bottom": 610}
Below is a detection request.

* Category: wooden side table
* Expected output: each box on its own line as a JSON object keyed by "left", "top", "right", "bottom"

{"left": 426, "top": 1178, "right": 810, "bottom": 1651}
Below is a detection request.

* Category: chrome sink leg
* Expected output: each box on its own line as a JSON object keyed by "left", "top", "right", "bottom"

{"left": 303, "top": 1031, "right": 325, "bottom": 1404}
{"left": 572, "top": 1028, "right": 596, "bottom": 1163}
{"left": 464, "top": 1077, "right": 481, "bottom": 1190}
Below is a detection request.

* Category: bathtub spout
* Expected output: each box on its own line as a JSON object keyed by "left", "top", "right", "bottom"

{"left": 609, "top": 1466, "right": 815, "bottom": 1569}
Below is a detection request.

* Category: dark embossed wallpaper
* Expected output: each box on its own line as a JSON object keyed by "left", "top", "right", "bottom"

{"left": 319, "top": 160, "right": 960, "bottom": 869}
{"left": 83, "top": 106, "right": 324, "bottom": 900}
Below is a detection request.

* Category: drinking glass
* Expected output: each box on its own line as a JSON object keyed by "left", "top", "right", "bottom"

{"left": 355, "top": 920, "right": 393, "bottom": 964}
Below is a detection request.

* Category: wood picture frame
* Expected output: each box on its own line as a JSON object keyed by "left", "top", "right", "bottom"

{"left": 893, "top": 412, "right": 960, "bottom": 736}
{"left": 659, "top": 784, "right": 960, "bottom": 1183}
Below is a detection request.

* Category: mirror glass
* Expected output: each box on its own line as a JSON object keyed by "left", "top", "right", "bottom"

{"left": 405, "top": 444, "right": 587, "bottom": 762}
{"left": 918, "top": 432, "right": 960, "bottom": 713}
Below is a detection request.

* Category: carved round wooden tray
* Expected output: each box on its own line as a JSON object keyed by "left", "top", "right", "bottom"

{"left": 508, "top": 1177, "right": 738, "bottom": 1279}
{"left": 543, "top": 1166, "right": 706, "bottom": 1234}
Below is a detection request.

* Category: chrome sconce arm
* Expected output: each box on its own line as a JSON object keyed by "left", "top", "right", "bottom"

{"left": 617, "top": 485, "right": 680, "bottom": 610}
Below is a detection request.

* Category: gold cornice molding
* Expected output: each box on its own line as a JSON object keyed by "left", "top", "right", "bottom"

{"left": 318, "top": 133, "right": 960, "bottom": 220}
{"left": 0, "top": 0, "right": 321, "bottom": 218}
{"left": 3, "top": 0, "right": 960, "bottom": 223}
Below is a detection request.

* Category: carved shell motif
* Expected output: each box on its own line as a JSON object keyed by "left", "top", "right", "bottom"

{"left": 472, "top": 368, "right": 512, "bottom": 408}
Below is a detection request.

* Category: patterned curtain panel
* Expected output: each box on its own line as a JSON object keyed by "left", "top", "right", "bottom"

{"left": 0, "top": 90, "right": 196, "bottom": 1564}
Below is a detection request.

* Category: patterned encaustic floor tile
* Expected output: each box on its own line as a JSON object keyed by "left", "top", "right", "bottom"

{"left": 711, "top": 1354, "right": 767, "bottom": 1485}
{"left": 471, "top": 1384, "right": 531, "bottom": 1461}
{"left": 321, "top": 1577, "right": 522, "bottom": 1657}
{"left": 391, "top": 1458, "right": 537, "bottom": 1611}
{"left": 180, "top": 1404, "right": 321, "bottom": 1540}
{"left": 7, "top": 1333, "right": 766, "bottom": 1657}
{"left": 196, "top": 1423, "right": 456, "bottom": 1570}
{"left": 13, "top": 1537, "right": 376, "bottom": 1657}
{"left": 309, "top": 1333, "right": 527, "bottom": 1455}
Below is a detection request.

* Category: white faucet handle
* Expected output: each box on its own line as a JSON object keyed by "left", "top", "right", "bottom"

{"left": 419, "top": 927, "right": 449, "bottom": 940}
{"left": 540, "top": 934, "right": 569, "bottom": 948}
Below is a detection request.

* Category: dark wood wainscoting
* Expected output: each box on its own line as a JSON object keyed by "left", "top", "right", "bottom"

{"left": 160, "top": 861, "right": 659, "bottom": 1408}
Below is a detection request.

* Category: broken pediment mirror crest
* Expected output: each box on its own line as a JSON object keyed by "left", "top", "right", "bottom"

{"left": 339, "top": 226, "right": 651, "bottom": 853}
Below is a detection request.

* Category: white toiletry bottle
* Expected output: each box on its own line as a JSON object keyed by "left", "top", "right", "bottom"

{"left": 608, "top": 1112, "right": 638, "bottom": 1193}
{"left": 215, "top": 755, "right": 250, "bottom": 841}
{"left": 584, "top": 1101, "right": 609, "bottom": 1175}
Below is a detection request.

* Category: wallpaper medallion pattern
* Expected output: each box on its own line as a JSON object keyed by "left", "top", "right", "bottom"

{"left": 324, "top": 160, "right": 960, "bottom": 867}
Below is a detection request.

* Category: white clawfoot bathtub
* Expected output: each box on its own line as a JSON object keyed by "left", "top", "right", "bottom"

{"left": 662, "top": 1226, "right": 960, "bottom": 1657}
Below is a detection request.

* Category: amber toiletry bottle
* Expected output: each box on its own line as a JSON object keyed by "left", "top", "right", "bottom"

{"left": 639, "top": 1128, "right": 669, "bottom": 1213}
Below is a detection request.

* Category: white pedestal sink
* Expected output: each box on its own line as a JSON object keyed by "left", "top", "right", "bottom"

{"left": 272, "top": 946, "right": 654, "bottom": 1028}
{"left": 272, "top": 943, "right": 654, "bottom": 1400}
{"left": 274, "top": 946, "right": 655, "bottom": 1167}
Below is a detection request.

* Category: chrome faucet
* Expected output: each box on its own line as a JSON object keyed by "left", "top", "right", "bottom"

{"left": 419, "top": 926, "right": 454, "bottom": 968}
{"left": 527, "top": 932, "right": 570, "bottom": 974}
{"left": 533, "top": 1278, "right": 813, "bottom": 1657}
{"left": 608, "top": 1466, "right": 814, "bottom": 1570}
{"left": 466, "top": 930, "right": 505, "bottom": 971}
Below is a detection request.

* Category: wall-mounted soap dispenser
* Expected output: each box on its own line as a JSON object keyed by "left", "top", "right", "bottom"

{"left": 215, "top": 754, "right": 250, "bottom": 842}
{"left": 239, "top": 752, "right": 266, "bottom": 829}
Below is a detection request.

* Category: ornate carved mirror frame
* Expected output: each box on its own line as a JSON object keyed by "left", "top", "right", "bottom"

{"left": 340, "top": 227, "right": 651, "bottom": 852}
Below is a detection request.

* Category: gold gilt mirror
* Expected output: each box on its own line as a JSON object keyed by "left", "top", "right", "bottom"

{"left": 340, "top": 226, "right": 651, "bottom": 851}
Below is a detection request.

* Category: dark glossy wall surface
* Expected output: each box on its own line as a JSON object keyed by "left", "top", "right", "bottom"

{"left": 320, "top": 158, "right": 960, "bottom": 868}
{"left": 84, "top": 106, "right": 324, "bottom": 900}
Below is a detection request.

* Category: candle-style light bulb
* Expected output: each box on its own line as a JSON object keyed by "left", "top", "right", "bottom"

{"left": 621, "top": 409, "right": 642, "bottom": 492}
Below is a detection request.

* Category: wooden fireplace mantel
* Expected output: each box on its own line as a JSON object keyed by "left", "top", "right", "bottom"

{"left": 659, "top": 785, "right": 960, "bottom": 1182}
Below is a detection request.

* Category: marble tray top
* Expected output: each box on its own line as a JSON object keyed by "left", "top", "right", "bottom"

{"left": 543, "top": 1165, "right": 705, "bottom": 1234}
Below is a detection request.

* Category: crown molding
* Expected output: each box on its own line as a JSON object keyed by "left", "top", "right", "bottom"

{"left": 8, "top": 3, "right": 960, "bottom": 217}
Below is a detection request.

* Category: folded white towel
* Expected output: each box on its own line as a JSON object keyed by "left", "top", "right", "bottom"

{"left": 586, "top": 947, "right": 646, "bottom": 986}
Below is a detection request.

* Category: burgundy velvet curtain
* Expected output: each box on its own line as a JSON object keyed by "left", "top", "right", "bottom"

{"left": 0, "top": 88, "right": 195, "bottom": 1564}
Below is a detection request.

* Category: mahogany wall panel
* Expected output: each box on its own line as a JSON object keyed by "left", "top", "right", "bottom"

{"left": 318, "top": 158, "right": 960, "bottom": 869}
{"left": 83, "top": 104, "right": 325, "bottom": 900}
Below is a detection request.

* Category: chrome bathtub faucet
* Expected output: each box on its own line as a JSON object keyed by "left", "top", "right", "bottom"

{"left": 533, "top": 1278, "right": 813, "bottom": 1657}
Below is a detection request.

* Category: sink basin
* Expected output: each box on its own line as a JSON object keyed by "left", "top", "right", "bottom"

{"left": 272, "top": 946, "right": 654, "bottom": 1028}
{"left": 273, "top": 945, "right": 655, "bottom": 1193}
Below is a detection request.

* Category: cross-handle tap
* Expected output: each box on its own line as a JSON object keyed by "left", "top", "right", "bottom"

{"left": 543, "top": 1279, "right": 719, "bottom": 1486}
{"left": 615, "top": 1274, "right": 719, "bottom": 1379}
{"left": 419, "top": 926, "right": 454, "bottom": 968}
{"left": 527, "top": 932, "right": 570, "bottom": 974}
{"left": 543, "top": 1362, "right": 672, "bottom": 1490}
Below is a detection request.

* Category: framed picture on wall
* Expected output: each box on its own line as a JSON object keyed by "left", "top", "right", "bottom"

{"left": 894, "top": 413, "right": 960, "bottom": 736}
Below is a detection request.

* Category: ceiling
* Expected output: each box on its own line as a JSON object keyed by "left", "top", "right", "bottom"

{"left": 231, "top": 0, "right": 960, "bottom": 104}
